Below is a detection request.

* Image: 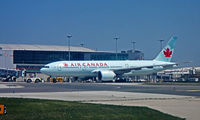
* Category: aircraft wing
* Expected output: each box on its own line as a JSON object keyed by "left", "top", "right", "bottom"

{"left": 112, "top": 64, "right": 177, "bottom": 75}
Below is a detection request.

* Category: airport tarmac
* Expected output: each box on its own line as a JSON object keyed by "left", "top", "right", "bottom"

{"left": 0, "top": 82, "right": 200, "bottom": 120}
{"left": 0, "top": 82, "right": 200, "bottom": 97}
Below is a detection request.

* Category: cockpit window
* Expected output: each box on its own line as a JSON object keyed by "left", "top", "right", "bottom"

{"left": 43, "top": 66, "right": 50, "bottom": 68}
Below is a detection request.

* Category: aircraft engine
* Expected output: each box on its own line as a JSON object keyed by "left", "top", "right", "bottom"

{"left": 98, "top": 70, "right": 116, "bottom": 81}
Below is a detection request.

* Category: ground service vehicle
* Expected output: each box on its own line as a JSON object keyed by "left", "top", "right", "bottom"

{"left": 47, "top": 77, "right": 63, "bottom": 83}
{"left": 25, "top": 77, "right": 43, "bottom": 83}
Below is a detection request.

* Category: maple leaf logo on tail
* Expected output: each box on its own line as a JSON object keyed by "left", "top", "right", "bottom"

{"left": 154, "top": 37, "right": 177, "bottom": 62}
{"left": 163, "top": 48, "right": 172, "bottom": 57}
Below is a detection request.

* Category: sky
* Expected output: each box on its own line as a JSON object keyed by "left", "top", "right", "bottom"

{"left": 0, "top": 0, "right": 200, "bottom": 66}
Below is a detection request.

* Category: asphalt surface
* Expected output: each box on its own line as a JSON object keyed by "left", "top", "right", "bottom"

{"left": 1, "top": 82, "right": 200, "bottom": 97}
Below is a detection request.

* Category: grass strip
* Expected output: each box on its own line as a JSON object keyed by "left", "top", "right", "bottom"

{"left": 0, "top": 98, "right": 184, "bottom": 120}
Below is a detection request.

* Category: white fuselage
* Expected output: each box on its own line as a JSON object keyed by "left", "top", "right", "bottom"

{"left": 40, "top": 60, "right": 175, "bottom": 78}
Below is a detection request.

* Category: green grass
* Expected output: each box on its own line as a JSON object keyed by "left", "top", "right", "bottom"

{"left": 0, "top": 98, "right": 184, "bottom": 120}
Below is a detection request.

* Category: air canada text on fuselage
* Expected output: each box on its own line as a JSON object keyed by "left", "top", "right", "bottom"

{"left": 62, "top": 62, "right": 108, "bottom": 67}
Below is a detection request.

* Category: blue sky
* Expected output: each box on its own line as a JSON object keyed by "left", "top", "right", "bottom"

{"left": 0, "top": 0, "right": 200, "bottom": 66}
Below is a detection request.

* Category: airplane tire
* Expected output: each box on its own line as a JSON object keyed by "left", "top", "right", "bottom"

{"left": 35, "top": 79, "right": 40, "bottom": 83}
{"left": 27, "top": 79, "right": 32, "bottom": 83}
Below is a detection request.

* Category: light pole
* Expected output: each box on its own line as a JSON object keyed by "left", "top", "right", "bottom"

{"left": 158, "top": 40, "right": 164, "bottom": 51}
{"left": 67, "top": 34, "right": 72, "bottom": 61}
{"left": 114, "top": 36, "right": 120, "bottom": 60}
{"left": 0, "top": 47, "right": 2, "bottom": 68}
{"left": 131, "top": 41, "right": 136, "bottom": 52}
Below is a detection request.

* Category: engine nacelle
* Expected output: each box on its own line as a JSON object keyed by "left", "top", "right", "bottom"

{"left": 98, "top": 70, "right": 116, "bottom": 81}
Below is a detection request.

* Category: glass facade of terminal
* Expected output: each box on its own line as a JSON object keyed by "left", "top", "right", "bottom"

{"left": 14, "top": 50, "right": 85, "bottom": 64}
{"left": 12, "top": 50, "right": 143, "bottom": 72}
{"left": 13, "top": 50, "right": 129, "bottom": 64}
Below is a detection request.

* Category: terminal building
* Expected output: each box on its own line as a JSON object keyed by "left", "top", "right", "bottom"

{"left": 0, "top": 44, "right": 144, "bottom": 73}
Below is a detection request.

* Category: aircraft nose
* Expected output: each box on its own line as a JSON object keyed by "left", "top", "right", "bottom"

{"left": 40, "top": 66, "right": 50, "bottom": 74}
{"left": 40, "top": 67, "right": 46, "bottom": 73}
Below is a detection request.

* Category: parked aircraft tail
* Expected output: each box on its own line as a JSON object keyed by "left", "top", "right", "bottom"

{"left": 154, "top": 36, "right": 177, "bottom": 62}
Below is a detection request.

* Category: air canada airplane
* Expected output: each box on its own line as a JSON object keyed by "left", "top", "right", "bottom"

{"left": 40, "top": 36, "right": 177, "bottom": 81}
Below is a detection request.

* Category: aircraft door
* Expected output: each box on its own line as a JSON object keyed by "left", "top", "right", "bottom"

{"left": 58, "top": 66, "right": 61, "bottom": 71}
{"left": 81, "top": 66, "right": 86, "bottom": 71}
{"left": 58, "top": 63, "right": 63, "bottom": 71}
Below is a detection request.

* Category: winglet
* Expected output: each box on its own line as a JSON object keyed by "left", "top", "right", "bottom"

{"left": 154, "top": 36, "right": 177, "bottom": 62}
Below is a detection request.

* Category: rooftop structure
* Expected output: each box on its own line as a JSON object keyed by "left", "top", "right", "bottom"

{"left": 0, "top": 44, "right": 96, "bottom": 52}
